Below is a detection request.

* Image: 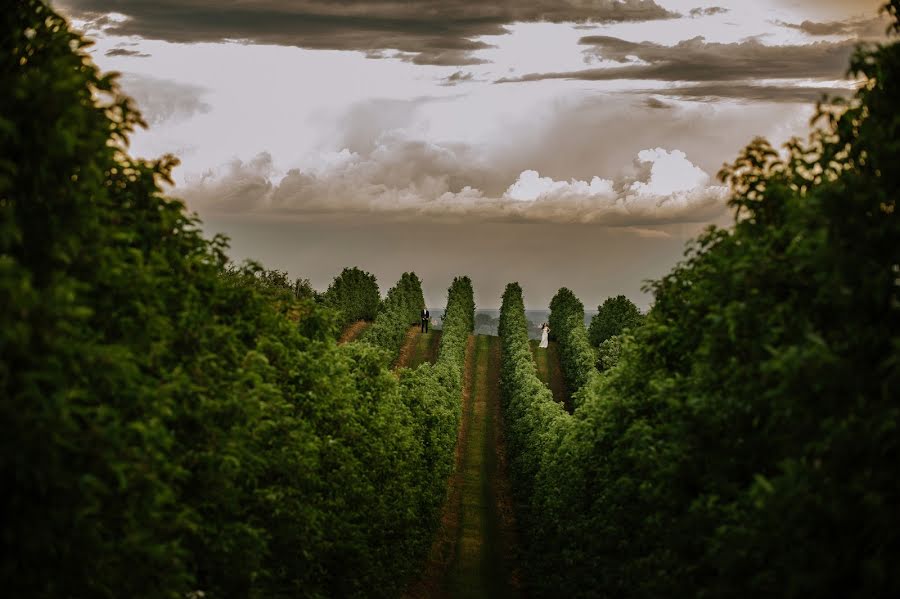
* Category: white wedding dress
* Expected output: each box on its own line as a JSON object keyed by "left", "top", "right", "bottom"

{"left": 539, "top": 326, "right": 549, "bottom": 348}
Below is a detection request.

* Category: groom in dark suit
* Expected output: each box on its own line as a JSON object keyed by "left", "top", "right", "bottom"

{"left": 421, "top": 307, "right": 430, "bottom": 333}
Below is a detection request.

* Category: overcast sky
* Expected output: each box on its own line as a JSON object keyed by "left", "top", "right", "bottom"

{"left": 57, "top": 0, "right": 887, "bottom": 308}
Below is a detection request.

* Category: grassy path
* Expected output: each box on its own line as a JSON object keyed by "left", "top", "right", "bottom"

{"left": 407, "top": 335, "right": 521, "bottom": 598}
{"left": 530, "top": 339, "right": 570, "bottom": 411}
{"left": 337, "top": 320, "right": 370, "bottom": 343}
{"left": 405, "top": 330, "right": 443, "bottom": 368}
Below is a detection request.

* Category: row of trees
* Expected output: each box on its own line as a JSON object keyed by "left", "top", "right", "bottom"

{"left": 358, "top": 271, "right": 425, "bottom": 358}
{"left": 547, "top": 288, "right": 598, "bottom": 406}
{"left": 322, "top": 266, "right": 381, "bottom": 330}
{"left": 500, "top": 7, "right": 899, "bottom": 596}
{"left": 0, "top": 4, "right": 470, "bottom": 596}
{"left": 396, "top": 276, "right": 476, "bottom": 528}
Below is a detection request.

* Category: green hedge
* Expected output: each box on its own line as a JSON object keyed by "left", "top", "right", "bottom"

{"left": 547, "top": 288, "right": 597, "bottom": 405}
{"left": 396, "top": 276, "right": 475, "bottom": 542}
{"left": 323, "top": 266, "right": 381, "bottom": 330}
{"left": 0, "top": 5, "right": 465, "bottom": 596}
{"left": 358, "top": 271, "right": 424, "bottom": 358}
{"left": 497, "top": 283, "right": 572, "bottom": 576}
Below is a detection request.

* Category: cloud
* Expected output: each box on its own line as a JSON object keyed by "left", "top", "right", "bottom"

{"left": 104, "top": 47, "right": 150, "bottom": 58}
{"left": 179, "top": 135, "right": 727, "bottom": 226}
{"left": 496, "top": 35, "right": 858, "bottom": 87}
{"left": 688, "top": 7, "right": 729, "bottom": 18}
{"left": 442, "top": 71, "right": 475, "bottom": 86}
{"left": 643, "top": 96, "right": 671, "bottom": 109}
{"left": 644, "top": 83, "right": 855, "bottom": 104}
{"left": 773, "top": 17, "right": 889, "bottom": 38}
{"left": 183, "top": 153, "right": 275, "bottom": 213}
{"left": 60, "top": 0, "right": 678, "bottom": 66}
{"left": 117, "top": 73, "right": 212, "bottom": 126}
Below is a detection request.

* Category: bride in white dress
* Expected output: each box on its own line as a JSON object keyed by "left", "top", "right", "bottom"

{"left": 539, "top": 323, "right": 550, "bottom": 349}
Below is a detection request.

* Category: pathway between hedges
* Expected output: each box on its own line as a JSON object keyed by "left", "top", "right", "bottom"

{"left": 531, "top": 339, "right": 571, "bottom": 411}
{"left": 406, "top": 335, "right": 522, "bottom": 598}
{"left": 337, "top": 320, "right": 370, "bottom": 343}
{"left": 396, "top": 328, "right": 443, "bottom": 369}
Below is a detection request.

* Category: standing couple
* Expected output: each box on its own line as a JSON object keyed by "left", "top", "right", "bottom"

{"left": 421, "top": 307, "right": 430, "bottom": 333}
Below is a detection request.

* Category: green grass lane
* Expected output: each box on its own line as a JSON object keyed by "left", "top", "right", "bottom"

{"left": 530, "top": 339, "right": 570, "bottom": 411}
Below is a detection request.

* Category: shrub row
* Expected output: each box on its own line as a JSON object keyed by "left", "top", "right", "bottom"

{"left": 0, "top": 6, "right": 467, "bottom": 597}
{"left": 547, "top": 288, "right": 597, "bottom": 405}
{"left": 497, "top": 284, "right": 572, "bottom": 555}
{"left": 358, "top": 271, "right": 424, "bottom": 357}
{"left": 323, "top": 266, "right": 381, "bottom": 330}
{"left": 395, "top": 277, "right": 474, "bottom": 520}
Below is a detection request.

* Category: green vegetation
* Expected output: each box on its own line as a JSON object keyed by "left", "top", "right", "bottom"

{"left": 323, "top": 266, "right": 381, "bottom": 330}
{"left": 499, "top": 7, "right": 900, "bottom": 597}
{"left": 405, "top": 330, "right": 443, "bottom": 369}
{"left": 3, "top": 1, "right": 899, "bottom": 597}
{"left": 358, "top": 271, "right": 424, "bottom": 357}
{"left": 446, "top": 335, "right": 518, "bottom": 599}
{"left": 547, "top": 288, "right": 597, "bottom": 404}
{"left": 587, "top": 294, "right": 643, "bottom": 348}
{"left": 0, "top": 3, "right": 467, "bottom": 596}
{"left": 529, "top": 339, "right": 568, "bottom": 408}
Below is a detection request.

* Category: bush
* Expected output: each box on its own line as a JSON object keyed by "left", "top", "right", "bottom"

{"left": 587, "top": 295, "right": 643, "bottom": 347}
{"left": 323, "top": 266, "right": 381, "bottom": 329}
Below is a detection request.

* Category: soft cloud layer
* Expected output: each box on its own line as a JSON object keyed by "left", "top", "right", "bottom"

{"left": 180, "top": 136, "right": 727, "bottom": 226}
{"left": 118, "top": 73, "right": 211, "bottom": 126}
{"left": 61, "top": 0, "right": 677, "bottom": 66}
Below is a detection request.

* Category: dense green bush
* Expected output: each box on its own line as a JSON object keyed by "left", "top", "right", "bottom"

{"left": 323, "top": 266, "right": 381, "bottom": 330}
{"left": 587, "top": 294, "right": 643, "bottom": 348}
{"left": 358, "top": 271, "right": 424, "bottom": 358}
{"left": 547, "top": 288, "right": 597, "bottom": 403}
{"left": 0, "top": 4, "right": 469, "bottom": 597}
{"left": 503, "top": 6, "right": 900, "bottom": 596}
{"left": 498, "top": 284, "right": 572, "bottom": 550}
{"left": 397, "top": 276, "right": 474, "bottom": 525}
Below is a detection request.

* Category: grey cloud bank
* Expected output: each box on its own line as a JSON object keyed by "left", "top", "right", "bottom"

{"left": 497, "top": 35, "right": 859, "bottom": 84}
{"left": 61, "top": 0, "right": 677, "bottom": 65}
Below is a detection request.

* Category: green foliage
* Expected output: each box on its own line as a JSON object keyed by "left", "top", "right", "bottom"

{"left": 323, "top": 266, "right": 380, "bottom": 329}
{"left": 497, "top": 283, "right": 572, "bottom": 584}
{"left": 595, "top": 333, "right": 623, "bottom": 371}
{"left": 502, "top": 9, "right": 900, "bottom": 597}
{"left": 397, "top": 276, "right": 474, "bottom": 523}
{"left": 587, "top": 294, "right": 643, "bottom": 347}
{"left": 358, "top": 271, "right": 424, "bottom": 358}
{"left": 548, "top": 288, "right": 597, "bottom": 404}
{"left": 0, "top": 4, "right": 470, "bottom": 597}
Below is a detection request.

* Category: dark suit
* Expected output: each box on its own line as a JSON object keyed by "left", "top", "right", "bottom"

{"left": 421, "top": 309, "right": 430, "bottom": 333}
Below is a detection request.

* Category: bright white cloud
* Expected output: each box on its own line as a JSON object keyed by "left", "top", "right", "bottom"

{"left": 504, "top": 170, "right": 616, "bottom": 202}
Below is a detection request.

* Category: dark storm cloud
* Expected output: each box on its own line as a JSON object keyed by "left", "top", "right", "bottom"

{"left": 60, "top": 0, "right": 678, "bottom": 65}
{"left": 496, "top": 36, "right": 858, "bottom": 85}
{"left": 105, "top": 48, "right": 150, "bottom": 58}
{"left": 646, "top": 83, "right": 855, "bottom": 104}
